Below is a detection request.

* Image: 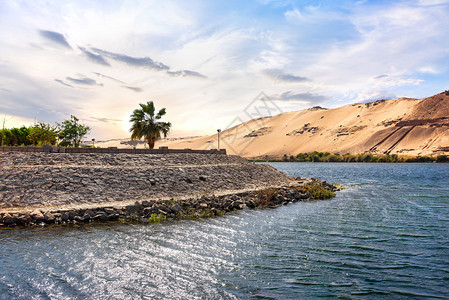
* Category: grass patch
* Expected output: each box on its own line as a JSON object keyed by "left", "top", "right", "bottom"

{"left": 296, "top": 182, "right": 336, "bottom": 200}
{"left": 148, "top": 213, "right": 165, "bottom": 223}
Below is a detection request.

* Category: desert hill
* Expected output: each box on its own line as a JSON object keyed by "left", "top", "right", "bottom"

{"left": 97, "top": 91, "right": 449, "bottom": 158}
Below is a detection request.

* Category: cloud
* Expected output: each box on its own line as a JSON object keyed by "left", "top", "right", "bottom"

{"left": 355, "top": 90, "right": 397, "bottom": 103}
{"left": 39, "top": 30, "right": 72, "bottom": 49}
{"left": 274, "top": 91, "right": 329, "bottom": 103}
{"left": 90, "top": 117, "right": 122, "bottom": 123}
{"left": 371, "top": 74, "right": 423, "bottom": 88}
{"left": 123, "top": 86, "right": 143, "bottom": 93}
{"left": 54, "top": 79, "right": 74, "bottom": 88}
{"left": 93, "top": 72, "right": 125, "bottom": 84}
{"left": 91, "top": 48, "right": 169, "bottom": 70}
{"left": 89, "top": 48, "right": 207, "bottom": 79}
{"left": 66, "top": 76, "right": 103, "bottom": 86}
{"left": 263, "top": 69, "right": 310, "bottom": 83}
{"left": 79, "top": 47, "right": 110, "bottom": 66}
{"left": 167, "top": 70, "right": 207, "bottom": 78}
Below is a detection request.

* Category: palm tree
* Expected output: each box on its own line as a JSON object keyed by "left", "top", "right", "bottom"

{"left": 129, "top": 101, "right": 171, "bottom": 149}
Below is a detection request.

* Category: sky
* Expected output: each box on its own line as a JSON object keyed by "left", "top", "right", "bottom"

{"left": 1, "top": 0, "right": 448, "bottom": 140}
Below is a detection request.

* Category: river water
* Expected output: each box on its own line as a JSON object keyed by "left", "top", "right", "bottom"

{"left": 1, "top": 163, "right": 448, "bottom": 299}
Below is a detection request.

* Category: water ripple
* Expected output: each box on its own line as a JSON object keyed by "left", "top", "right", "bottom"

{"left": 1, "top": 163, "right": 449, "bottom": 298}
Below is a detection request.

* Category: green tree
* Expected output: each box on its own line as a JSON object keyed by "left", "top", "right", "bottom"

{"left": 129, "top": 101, "right": 171, "bottom": 149}
{"left": 58, "top": 115, "right": 91, "bottom": 147}
{"left": 1, "top": 128, "right": 11, "bottom": 146}
{"left": 27, "top": 122, "right": 58, "bottom": 146}
{"left": 10, "top": 126, "right": 31, "bottom": 146}
{"left": 436, "top": 155, "right": 448, "bottom": 162}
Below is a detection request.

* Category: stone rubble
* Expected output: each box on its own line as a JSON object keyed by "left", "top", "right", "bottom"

{"left": 0, "top": 152, "right": 337, "bottom": 227}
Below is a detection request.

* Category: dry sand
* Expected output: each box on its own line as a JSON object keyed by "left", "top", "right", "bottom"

{"left": 96, "top": 92, "right": 449, "bottom": 158}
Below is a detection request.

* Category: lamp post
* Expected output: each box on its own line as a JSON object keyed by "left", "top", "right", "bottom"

{"left": 217, "top": 129, "right": 221, "bottom": 150}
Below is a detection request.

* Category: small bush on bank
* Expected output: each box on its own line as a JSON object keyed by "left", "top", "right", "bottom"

{"left": 250, "top": 152, "right": 448, "bottom": 163}
{"left": 296, "top": 182, "right": 336, "bottom": 200}
{"left": 255, "top": 188, "right": 279, "bottom": 208}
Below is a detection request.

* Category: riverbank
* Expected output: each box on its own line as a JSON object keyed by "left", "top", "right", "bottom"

{"left": 0, "top": 152, "right": 337, "bottom": 227}
{"left": 251, "top": 152, "right": 449, "bottom": 163}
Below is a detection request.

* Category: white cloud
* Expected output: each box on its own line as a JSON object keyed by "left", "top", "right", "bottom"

{"left": 1, "top": 0, "right": 448, "bottom": 140}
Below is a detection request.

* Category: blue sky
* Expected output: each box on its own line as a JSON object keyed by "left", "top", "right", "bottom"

{"left": 1, "top": 0, "right": 448, "bottom": 140}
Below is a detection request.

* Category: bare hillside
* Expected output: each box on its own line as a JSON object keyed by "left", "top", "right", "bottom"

{"left": 98, "top": 91, "right": 449, "bottom": 158}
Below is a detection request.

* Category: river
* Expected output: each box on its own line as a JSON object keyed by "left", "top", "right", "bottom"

{"left": 1, "top": 163, "right": 448, "bottom": 299}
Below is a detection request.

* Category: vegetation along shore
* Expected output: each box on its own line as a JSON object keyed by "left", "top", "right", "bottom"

{"left": 252, "top": 151, "right": 449, "bottom": 163}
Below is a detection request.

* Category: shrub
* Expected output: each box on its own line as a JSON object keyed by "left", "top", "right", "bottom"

{"left": 436, "top": 155, "right": 448, "bottom": 162}
{"left": 297, "top": 182, "right": 336, "bottom": 200}
{"left": 255, "top": 188, "right": 279, "bottom": 208}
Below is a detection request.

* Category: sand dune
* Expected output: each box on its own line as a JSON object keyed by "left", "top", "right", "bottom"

{"left": 96, "top": 91, "right": 449, "bottom": 158}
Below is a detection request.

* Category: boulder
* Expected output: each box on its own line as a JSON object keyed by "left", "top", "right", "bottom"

{"left": 61, "top": 212, "right": 70, "bottom": 221}
{"left": 85, "top": 210, "right": 95, "bottom": 218}
{"left": 4, "top": 216, "right": 19, "bottom": 225}
{"left": 93, "top": 213, "right": 108, "bottom": 221}
{"left": 19, "top": 214, "right": 32, "bottom": 225}
{"left": 126, "top": 205, "right": 141, "bottom": 215}
{"left": 171, "top": 204, "right": 182, "bottom": 213}
{"left": 107, "top": 213, "right": 120, "bottom": 220}
{"left": 43, "top": 212, "right": 55, "bottom": 224}
{"left": 31, "top": 209, "right": 44, "bottom": 222}
{"left": 246, "top": 200, "right": 256, "bottom": 209}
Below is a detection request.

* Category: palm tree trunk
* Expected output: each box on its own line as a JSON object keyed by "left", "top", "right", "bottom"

{"left": 147, "top": 136, "right": 155, "bottom": 149}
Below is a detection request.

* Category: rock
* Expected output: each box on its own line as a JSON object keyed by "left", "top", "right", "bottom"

{"left": 143, "top": 207, "right": 154, "bottom": 216}
{"left": 246, "top": 200, "right": 256, "bottom": 209}
{"left": 19, "top": 214, "right": 31, "bottom": 225}
{"left": 31, "top": 209, "right": 44, "bottom": 222}
{"left": 171, "top": 204, "right": 182, "bottom": 213}
{"left": 158, "top": 205, "right": 171, "bottom": 214}
{"left": 43, "top": 212, "right": 55, "bottom": 224}
{"left": 68, "top": 211, "right": 77, "bottom": 220}
{"left": 274, "top": 195, "right": 285, "bottom": 204}
{"left": 104, "top": 208, "right": 115, "bottom": 214}
{"left": 85, "top": 210, "right": 95, "bottom": 217}
{"left": 4, "top": 216, "right": 19, "bottom": 225}
{"left": 185, "top": 178, "right": 193, "bottom": 184}
{"left": 61, "top": 212, "right": 70, "bottom": 221}
{"left": 126, "top": 205, "right": 141, "bottom": 215}
{"left": 93, "top": 213, "right": 108, "bottom": 221}
{"left": 108, "top": 213, "right": 120, "bottom": 220}
{"left": 141, "top": 200, "right": 151, "bottom": 207}
{"left": 199, "top": 176, "right": 207, "bottom": 181}
{"left": 233, "top": 201, "right": 243, "bottom": 209}
{"left": 73, "top": 215, "right": 84, "bottom": 222}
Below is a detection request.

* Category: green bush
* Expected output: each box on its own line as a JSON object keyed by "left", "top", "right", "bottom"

{"left": 297, "top": 182, "right": 336, "bottom": 200}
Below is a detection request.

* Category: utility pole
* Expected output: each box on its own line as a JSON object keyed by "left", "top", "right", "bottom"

{"left": 217, "top": 129, "right": 221, "bottom": 150}
{"left": 1, "top": 115, "right": 6, "bottom": 146}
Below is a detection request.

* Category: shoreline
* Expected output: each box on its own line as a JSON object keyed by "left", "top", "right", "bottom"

{"left": 250, "top": 152, "right": 449, "bottom": 163}
{"left": 0, "top": 152, "right": 338, "bottom": 228}
{"left": 0, "top": 178, "right": 338, "bottom": 228}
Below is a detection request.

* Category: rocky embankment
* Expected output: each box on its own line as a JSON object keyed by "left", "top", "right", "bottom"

{"left": 0, "top": 153, "right": 337, "bottom": 227}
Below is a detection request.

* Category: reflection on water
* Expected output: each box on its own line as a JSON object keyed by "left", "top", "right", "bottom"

{"left": 1, "top": 163, "right": 448, "bottom": 299}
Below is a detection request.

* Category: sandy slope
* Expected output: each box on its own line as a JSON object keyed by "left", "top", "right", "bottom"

{"left": 96, "top": 91, "right": 449, "bottom": 158}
